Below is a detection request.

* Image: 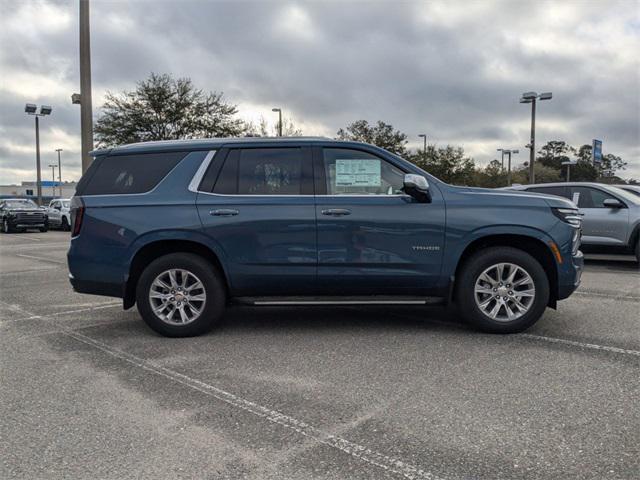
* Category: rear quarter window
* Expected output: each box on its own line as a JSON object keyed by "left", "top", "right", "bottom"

{"left": 79, "top": 151, "right": 187, "bottom": 195}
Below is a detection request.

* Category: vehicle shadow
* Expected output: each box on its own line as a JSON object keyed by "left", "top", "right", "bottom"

{"left": 215, "top": 304, "right": 470, "bottom": 335}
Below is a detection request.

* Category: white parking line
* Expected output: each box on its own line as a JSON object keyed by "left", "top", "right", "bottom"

{"left": 15, "top": 253, "right": 66, "bottom": 264}
{"left": 574, "top": 290, "right": 640, "bottom": 301}
{"left": 0, "top": 298, "right": 442, "bottom": 480}
{"left": 520, "top": 334, "right": 640, "bottom": 357}
{"left": 0, "top": 241, "right": 70, "bottom": 249}
{"left": 0, "top": 267, "right": 58, "bottom": 276}
{"left": 67, "top": 330, "right": 443, "bottom": 480}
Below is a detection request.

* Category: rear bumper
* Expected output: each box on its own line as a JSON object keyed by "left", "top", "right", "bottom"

{"left": 69, "top": 273, "right": 123, "bottom": 298}
{"left": 557, "top": 250, "right": 584, "bottom": 300}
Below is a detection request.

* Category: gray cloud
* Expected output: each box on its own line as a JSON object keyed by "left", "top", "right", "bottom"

{"left": 1, "top": 0, "right": 638, "bottom": 185}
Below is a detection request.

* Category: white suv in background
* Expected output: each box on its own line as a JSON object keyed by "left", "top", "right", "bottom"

{"left": 47, "top": 199, "right": 71, "bottom": 231}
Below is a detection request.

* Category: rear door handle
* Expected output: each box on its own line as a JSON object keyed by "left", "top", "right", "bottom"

{"left": 321, "top": 208, "right": 351, "bottom": 216}
{"left": 210, "top": 209, "right": 239, "bottom": 217}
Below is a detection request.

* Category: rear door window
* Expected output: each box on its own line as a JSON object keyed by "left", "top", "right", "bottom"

{"left": 213, "top": 148, "right": 309, "bottom": 195}
{"left": 80, "top": 152, "right": 187, "bottom": 195}
{"left": 526, "top": 186, "right": 570, "bottom": 199}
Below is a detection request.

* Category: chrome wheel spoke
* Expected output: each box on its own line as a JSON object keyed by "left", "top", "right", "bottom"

{"left": 474, "top": 262, "right": 535, "bottom": 322}
{"left": 149, "top": 268, "right": 207, "bottom": 326}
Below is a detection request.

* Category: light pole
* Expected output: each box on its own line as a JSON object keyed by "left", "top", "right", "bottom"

{"left": 55, "top": 148, "right": 63, "bottom": 194}
{"left": 520, "top": 91, "right": 552, "bottom": 184}
{"left": 504, "top": 149, "right": 519, "bottom": 186}
{"left": 25, "top": 104, "right": 52, "bottom": 206}
{"left": 48, "top": 164, "right": 58, "bottom": 197}
{"left": 418, "top": 134, "right": 427, "bottom": 155}
{"left": 561, "top": 159, "right": 577, "bottom": 182}
{"left": 79, "top": 0, "right": 94, "bottom": 173}
{"left": 497, "top": 148, "right": 505, "bottom": 170}
{"left": 271, "top": 108, "right": 282, "bottom": 136}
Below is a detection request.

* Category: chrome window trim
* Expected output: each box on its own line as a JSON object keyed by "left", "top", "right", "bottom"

{"left": 188, "top": 150, "right": 217, "bottom": 193}
{"left": 195, "top": 191, "right": 409, "bottom": 199}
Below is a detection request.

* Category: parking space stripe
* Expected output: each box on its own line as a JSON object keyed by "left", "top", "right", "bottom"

{"left": 0, "top": 298, "right": 441, "bottom": 480}
{"left": 520, "top": 334, "right": 640, "bottom": 357}
{"left": 66, "top": 329, "right": 443, "bottom": 480}
{"left": 0, "top": 241, "right": 70, "bottom": 249}
{"left": 15, "top": 253, "right": 66, "bottom": 264}
{"left": 0, "top": 267, "right": 58, "bottom": 276}
{"left": 574, "top": 291, "right": 640, "bottom": 301}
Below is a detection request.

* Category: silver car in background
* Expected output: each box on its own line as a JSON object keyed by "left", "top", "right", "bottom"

{"left": 508, "top": 182, "right": 640, "bottom": 263}
{"left": 46, "top": 198, "right": 71, "bottom": 231}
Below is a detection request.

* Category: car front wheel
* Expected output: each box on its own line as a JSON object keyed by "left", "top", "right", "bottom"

{"left": 136, "top": 253, "right": 226, "bottom": 337}
{"left": 456, "top": 247, "right": 550, "bottom": 333}
{"left": 2, "top": 218, "right": 11, "bottom": 233}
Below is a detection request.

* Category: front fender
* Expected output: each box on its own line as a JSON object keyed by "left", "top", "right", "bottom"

{"left": 441, "top": 224, "right": 558, "bottom": 281}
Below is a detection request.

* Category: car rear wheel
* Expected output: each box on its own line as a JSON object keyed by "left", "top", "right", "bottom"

{"left": 136, "top": 253, "right": 226, "bottom": 337}
{"left": 456, "top": 247, "right": 549, "bottom": 333}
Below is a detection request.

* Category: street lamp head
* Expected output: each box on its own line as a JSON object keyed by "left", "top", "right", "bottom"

{"left": 71, "top": 93, "right": 81, "bottom": 105}
{"left": 39, "top": 105, "right": 52, "bottom": 115}
{"left": 512, "top": 149, "right": 519, "bottom": 154}
{"left": 497, "top": 148, "right": 504, "bottom": 152}
{"left": 418, "top": 134, "right": 426, "bottom": 138}
{"left": 539, "top": 92, "right": 553, "bottom": 101}
{"left": 521, "top": 91, "right": 538, "bottom": 100}
{"left": 271, "top": 108, "right": 281, "bottom": 112}
{"left": 48, "top": 164, "right": 57, "bottom": 168}
{"left": 25, "top": 103, "right": 37, "bottom": 114}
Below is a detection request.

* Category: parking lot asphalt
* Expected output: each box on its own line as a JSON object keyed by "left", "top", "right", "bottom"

{"left": 1, "top": 231, "right": 639, "bottom": 480}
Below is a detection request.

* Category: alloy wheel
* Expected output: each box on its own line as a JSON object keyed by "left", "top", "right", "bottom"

{"left": 148, "top": 269, "right": 207, "bottom": 325}
{"left": 474, "top": 262, "right": 536, "bottom": 322}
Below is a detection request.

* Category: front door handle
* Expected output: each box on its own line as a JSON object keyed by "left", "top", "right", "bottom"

{"left": 210, "top": 209, "right": 239, "bottom": 217}
{"left": 321, "top": 208, "right": 351, "bottom": 216}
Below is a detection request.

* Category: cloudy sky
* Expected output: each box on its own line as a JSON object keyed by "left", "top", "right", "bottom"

{"left": 1, "top": 0, "right": 639, "bottom": 184}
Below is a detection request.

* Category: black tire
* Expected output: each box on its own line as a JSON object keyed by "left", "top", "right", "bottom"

{"left": 39, "top": 225, "right": 48, "bottom": 232}
{"left": 2, "top": 218, "right": 11, "bottom": 233}
{"left": 456, "top": 247, "right": 550, "bottom": 334}
{"left": 136, "top": 253, "right": 226, "bottom": 337}
{"left": 61, "top": 216, "right": 70, "bottom": 231}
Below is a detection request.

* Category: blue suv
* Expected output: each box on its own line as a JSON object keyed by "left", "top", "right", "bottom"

{"left": 68, "top": 138, "right": 583, "bottom": 337}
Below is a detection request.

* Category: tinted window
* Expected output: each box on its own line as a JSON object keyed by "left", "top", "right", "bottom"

{"left": 214, "top": 148, "right": 303, "bottom": 195}
{"left": 527, "top": 186, "right": 570, "bottom": 199}
{"left": 322, "top": 148, "right": 404, "bottom": 195}
{"left": 570, "top": 186, "right": 617, "bottom": 209}
{"left": 81, "top": 152, "right": 186, "bottom": 195}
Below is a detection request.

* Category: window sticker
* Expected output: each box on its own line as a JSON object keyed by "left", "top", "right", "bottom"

{"left": 335, "top": 159, "right": 381, "bottom": 187}
{"left": 572, "top": 192, "right": 580, "bottom": 205}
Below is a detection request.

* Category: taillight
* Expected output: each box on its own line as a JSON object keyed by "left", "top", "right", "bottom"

{"left": 70, "top": 196, "right": 85, "bottom": 237}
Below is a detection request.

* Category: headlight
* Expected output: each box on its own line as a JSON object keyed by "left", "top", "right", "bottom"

{"left": 551, "top": 207, "right": 582, "bottom": 228}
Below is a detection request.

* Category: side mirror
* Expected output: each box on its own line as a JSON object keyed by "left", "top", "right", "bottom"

{"left": 403, "top": 174, "right": 431, "bottom": 203}
{"left": 603, "top": 198, "right": 623, "bottom": 208}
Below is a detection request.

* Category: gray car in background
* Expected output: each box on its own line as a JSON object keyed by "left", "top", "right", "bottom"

{"left": 508, "top": 182, "right": 640, "bottom": 262}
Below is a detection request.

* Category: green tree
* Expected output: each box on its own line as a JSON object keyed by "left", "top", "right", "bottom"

{"left": 246, "top": 116, "right": 303, "bottom": 137}
{"left": 337, "top": 120, "right": 408, "bottom": 155}
{"left": 511, "top": 162, "right": 562, "bottom": 184}
{"left": 408, "top": 145, "right": 476, "bottom": 185}
{"left": 95, "top": 73, "right": 246, "bottom": 147}
{"left": 472, "top": 159, "right": 508, "bottom": 188}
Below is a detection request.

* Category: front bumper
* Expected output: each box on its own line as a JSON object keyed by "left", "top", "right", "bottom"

{"left": 557, "top": 250, "right": 583, "bottom": 300}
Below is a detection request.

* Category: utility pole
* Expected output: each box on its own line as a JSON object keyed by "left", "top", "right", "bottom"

{"left": 79, "top": 0, "right": 94, "bottom": 173}
{"left": 418, "top": 134, "right": 427, "bottom": 155}
{"left": 520, "top": 91, "right": 552, "bottom": 184}
{"left": 48, "top": 164, "right": 58, "bottom": 197}
{"left": 497, "top": 148, "right": 505, "bottom": 170}
{"left": 272, "top": 108, "right": 282, "bottom": 136}
{"left": 25, "top": 104, "right": 52, "bottom": 206}
{"left": 56, "top": 149, "right": 63, "bottom": 195}
{"left": 506, "top": 149, "right": 519, "bottom": 186}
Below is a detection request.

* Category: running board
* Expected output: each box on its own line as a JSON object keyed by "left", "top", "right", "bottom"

{"left": 234, "top": 296, "right": 445, "bottom": 306}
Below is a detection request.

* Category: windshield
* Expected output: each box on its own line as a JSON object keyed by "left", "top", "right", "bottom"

{"left": 4, "top": 199, "right": 38, "bottom": 208}
{"left": 607, "top": 186, "right": 640, "bottom": 205}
